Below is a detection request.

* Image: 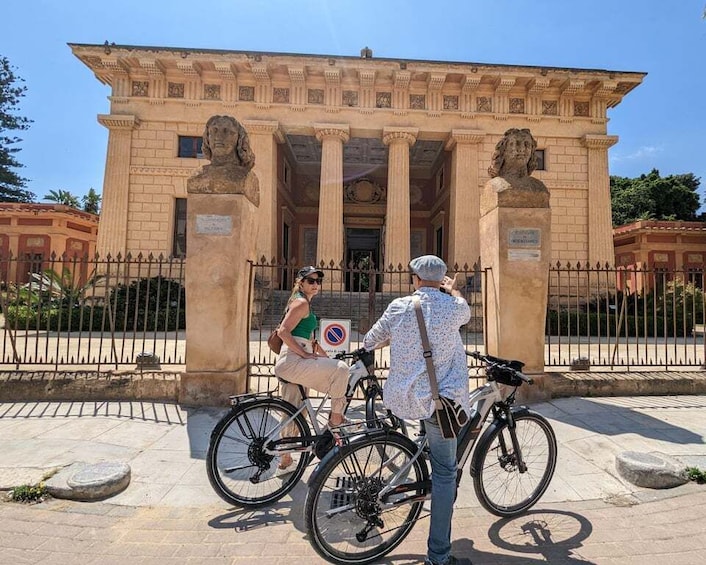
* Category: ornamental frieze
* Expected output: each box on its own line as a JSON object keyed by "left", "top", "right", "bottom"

{"left": 344, "top": 179, "right": 385, "bottom": 203}
{"left": 130, "top": 166, "right": 195, "bottom": 177}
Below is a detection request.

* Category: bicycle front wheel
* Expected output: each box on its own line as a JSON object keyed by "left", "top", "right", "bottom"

{"left": 206, "top": 398, "right": 310, "bottom": 507}
{"left": 471, "top": 410, "right": 557, "bottom": 517}
{"left": 305, "top": 431, "right": 428, "bottom": 565}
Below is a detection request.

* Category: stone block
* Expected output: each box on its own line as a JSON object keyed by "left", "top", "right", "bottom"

{"left": 615, "top": 451, "right": 688, "bottom": 489}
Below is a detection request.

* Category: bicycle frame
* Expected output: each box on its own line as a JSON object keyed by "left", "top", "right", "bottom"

{"left": 228, "top": 355, "right": 375, "bottom": 458}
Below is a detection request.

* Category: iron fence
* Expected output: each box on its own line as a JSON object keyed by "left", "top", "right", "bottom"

{"left": 246, "top": 259, "right": 488, "bottom": 393}
{"left": 3, "top": 253, "right": 704, "bottom": 375}
{"left": 546, "top": 262, "right": 705, "bottom": 368}
{"left": 0, "top": 252, "right": 185, "bottom": 369}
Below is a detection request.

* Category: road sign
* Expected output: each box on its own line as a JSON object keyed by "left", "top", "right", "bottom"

{"left": 319, "top": 319, "right": 351, "bottom": 356}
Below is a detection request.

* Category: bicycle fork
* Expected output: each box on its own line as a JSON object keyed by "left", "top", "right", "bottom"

{"left": 496, "top": 407, "right": 528, "bottom": 473}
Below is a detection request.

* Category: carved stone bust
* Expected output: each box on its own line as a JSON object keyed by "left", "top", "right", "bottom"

{"left": 484, "top": 128, "right": 549, "bottom": 208}
{"left": 187, "top": 115, "right": 260, "bottom": 206}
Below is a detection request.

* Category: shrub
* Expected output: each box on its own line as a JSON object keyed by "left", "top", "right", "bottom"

{"left": 107, "top": 276, "right": 186, "bottom": 331}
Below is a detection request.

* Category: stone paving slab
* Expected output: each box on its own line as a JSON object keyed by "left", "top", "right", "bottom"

{"left": 1, "top": 486, "right": 705, "bottom": 564}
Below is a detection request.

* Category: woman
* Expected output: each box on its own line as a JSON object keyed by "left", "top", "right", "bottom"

{"left": 274, "top": 266, "right": 350, "bottom": 467}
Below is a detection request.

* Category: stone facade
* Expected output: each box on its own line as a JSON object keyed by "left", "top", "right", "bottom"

{"left": 71, "top": 43, "right": 644, "bottom": 287}
{"left": 0, "top": 203, "right": 99, "bottom": 283}
{"left": 614, "top": 220, "right": 706, "bottom": 293}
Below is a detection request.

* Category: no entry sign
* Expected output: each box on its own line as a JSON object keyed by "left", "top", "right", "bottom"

{"left": 319, "top": 319, "right": 351, "bottom": 356}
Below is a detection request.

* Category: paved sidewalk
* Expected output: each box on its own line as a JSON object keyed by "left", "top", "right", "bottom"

{"left": 1, "top": 395, "right": 705, "bottom": 563}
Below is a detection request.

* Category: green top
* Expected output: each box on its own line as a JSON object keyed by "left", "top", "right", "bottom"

{"left": 290, "top": 293, "right": 318, "bottom": 339}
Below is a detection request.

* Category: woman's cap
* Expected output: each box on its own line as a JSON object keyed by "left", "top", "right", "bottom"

{"left": 297, "top": 266, "right": 325, "bottom": 279}
{"left": 409, "top": 255, "right": 447, "bottom": 282}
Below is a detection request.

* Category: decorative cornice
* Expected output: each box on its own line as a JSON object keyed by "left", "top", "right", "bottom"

{"left": 97, "top": 114, "right": 140, "bottom": 130}
{"left": 288, "top": 67, "right": 306, "bottom": 84}
{"left": 561, "top": 78, "right": 585, "bottom": 95}
{"left": 394, "top": 70, "right": 411, "bottom": 90}
{"left": 495, "top": 77, "right": 515, "bottom": 93}
{"left": 462, "top": 75, "right": 481, "bottom": 91}
{"left": 176, "top": 60, "right": 200, "bottom": 76}
{"left": 527, "top": 77, "right": 551, "bottom": 94}
{"left": 324, "top": 68, "right": 340, "bottom": 85}
{"left": 313, "top": 123, "right": 350, "bottom": 143}
{"left": 214, "top": 62, "right": 237, "bottom": 79}
{"left": 242, "top": 119, "right": 285, "bottom": 143}
{"left": 582, "top": 134, "right": 619, "bottom": 149}
{"left": 138, "top": 58, "right": 165, "bottom": 77}
{"left": 359, "top": 69, "right": 376, "bottom": 88}
{"left": 382, "top": 126, "right": 418, "bottom": 146}
{"left": 427, "top": 73, "right": 446, "bottom": 90}
{"left": 250, "top": 62, "right": 270, "bottom": 82}
{"left": 130, "top": 166, "right": 195, "bottom": 177}
{"left": 445, "top": 129, "right": 485, "bottom": 149}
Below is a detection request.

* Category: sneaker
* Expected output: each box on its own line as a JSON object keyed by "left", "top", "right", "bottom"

{"left": 424, "top": 556, "right": 470, "bottom": 565}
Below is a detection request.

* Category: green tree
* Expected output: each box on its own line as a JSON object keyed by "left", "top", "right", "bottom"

{"left": 82, "top": 187, "right": 101, "bottom": 214}
{"left": 44, "top": 189, "right": 80, "bottom": 208}
{"left": 610, "top": 169, "right": 702, "bottom": 226}
{"left": 0, "top": 56, "right": 34, "bottom": 202}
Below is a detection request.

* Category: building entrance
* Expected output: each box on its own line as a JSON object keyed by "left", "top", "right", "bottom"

{"left": 345, "top": 228, "right": 381, "bottom": 292}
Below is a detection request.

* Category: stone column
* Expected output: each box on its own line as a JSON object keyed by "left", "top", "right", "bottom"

{"left": 445, "top": 130, "right": 485, "bottom": 269}
{"left": 583, "top": 134, "right": 618, "bottom": 266}
{"left": 96, "top": 115, "right": 139, "bottom": 257}
{"left": 314, "top": 124, "right": 349, "bottom": 276}
{"left": 243, "top": 120, "right": 284, "bottom": 263}
{"left": 383, "top": 127, "right": 418, "bottom": 276}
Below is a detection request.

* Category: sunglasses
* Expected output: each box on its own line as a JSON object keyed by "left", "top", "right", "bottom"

{"left": 303, "top": 277, "right": 323, "bottom": 285}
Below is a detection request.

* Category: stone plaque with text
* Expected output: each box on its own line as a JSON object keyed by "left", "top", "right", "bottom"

{"left": 195, "top": 215, "right": 232, "bottom": 235}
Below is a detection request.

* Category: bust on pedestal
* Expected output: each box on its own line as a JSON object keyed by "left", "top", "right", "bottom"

{"left": 181, "top": 115, "right": 260, "bottom": 405}
{"left": 480, "top": 128, "right": 551, "bottom": 400}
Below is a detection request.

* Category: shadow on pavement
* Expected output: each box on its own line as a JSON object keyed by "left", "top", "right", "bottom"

{"left": 544, "top": 397, "right": 705, "bottom": 445}
{"left": 485, "top": 509, "right": 595, "bottom": 564}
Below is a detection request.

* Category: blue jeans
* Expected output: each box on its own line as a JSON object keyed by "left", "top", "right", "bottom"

{"left": 424, "top": 417, "right": 458, "bottom": 564}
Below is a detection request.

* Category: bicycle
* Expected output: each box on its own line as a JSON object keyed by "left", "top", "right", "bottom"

{"left": 206, "top": 347, "right": 404, "bottom": 508}
{"left": 304, "top": 351, "right": 558, "bottom": 564}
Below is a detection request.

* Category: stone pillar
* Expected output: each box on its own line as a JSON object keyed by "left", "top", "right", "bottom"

{"left": 96, "top": 115, "right": 139, "bottom": 257}
{"left": 445, "top": 130, "right": 485, "bottom": 269}
{"left": 243, "top": 120, "right": 284, "bottom": 263}
{"left": 583, "top": 134, "right": 618, "bottom": 266}
{"left": 181, "top": 135, "right": 260, "bottom": 406}
{"left": 479, "top": 176, "right": 552, "bottom": 401}
{"left": 314, "top": 123, "right": 349, "bottom": 276}
{"left": 383, "top": 127, "right": 418, "bottom": 276}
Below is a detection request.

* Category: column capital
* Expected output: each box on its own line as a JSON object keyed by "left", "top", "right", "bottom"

{"left": 582, "top": 134, "right": 618, "bottom": 149}
{"left": 313, "top": 123, "right": 350, "bottom": 143}
{"left": 242, "top": 119, "right": 285, "bottom": 143}
{"left": 97, "top": 114, "right": 140, "bottom": 130}
{"left": 382, "top": 126, "right": 418, "bottom": 146}
{"left": 445, "top": 129, "right": 486, "bottom": 150}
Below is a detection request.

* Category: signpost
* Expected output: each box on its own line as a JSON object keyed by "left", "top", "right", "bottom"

{"left": 319, "top": 319, "right": 351, "bottom": 357}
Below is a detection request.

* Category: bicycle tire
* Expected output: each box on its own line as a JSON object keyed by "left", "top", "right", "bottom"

{"left": 206, "top": 397, "right": 310, "bottom": 507}
{"left": 471, "top": 409, "right": 557, "bottom": 517}
{"left": 305, "top": 431, "right": 428, "bottom": 565}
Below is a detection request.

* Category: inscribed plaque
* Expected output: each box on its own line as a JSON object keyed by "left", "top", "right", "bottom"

{"left": 195, "top": 215, "right": 232, "bottom": 235}
{"left": 508, "top": 228, "right": 541, "bottom": 248}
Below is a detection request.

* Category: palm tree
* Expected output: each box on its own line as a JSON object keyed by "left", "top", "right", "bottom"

{"left": 44, "top": 189, "right": 80, "bottom": 208}
{"left": 82, "top": 187, "right": 101, "bottom": 214}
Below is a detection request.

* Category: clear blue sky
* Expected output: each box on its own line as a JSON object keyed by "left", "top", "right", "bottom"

{"left": 2, "top": 0, "right": 705, "bottom": 209}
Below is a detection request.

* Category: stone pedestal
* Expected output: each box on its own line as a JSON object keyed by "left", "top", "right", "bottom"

{"left": 480, "top": 176, "right": 551, "bottom": 402}
{"left": 182, "top": 169, "right": 259, "bottom": 406}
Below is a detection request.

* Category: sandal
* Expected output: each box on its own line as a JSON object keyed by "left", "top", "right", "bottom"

{"left": 278, "top": 454, "right": 294, "bottom": 470}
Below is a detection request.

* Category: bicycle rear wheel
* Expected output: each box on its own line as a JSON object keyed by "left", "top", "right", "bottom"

{"left": 206, "top": 398, "right": 310, "bottom": 507}
{"left": 471, "top": 410, "right": 557, "bottom": 517}
{"left": 305, "top": 431, "right": 428, "bottom": 565}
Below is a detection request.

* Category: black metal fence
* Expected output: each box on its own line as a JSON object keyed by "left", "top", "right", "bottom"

{"left": 546, "top": 262, "right": 705, "bottom": 369}
{"left": 2, "top": 253, "right": 704, "bottom": 375}
{"left": 246, "top": 259, "right": 487, "bottom": 393}
{"left": 0, "top": 252, "right": 185, "bottom": 369}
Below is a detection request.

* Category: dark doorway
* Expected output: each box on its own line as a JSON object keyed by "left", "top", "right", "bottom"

{"left": 346, "top": 228, "right": 381, "bottom": 292}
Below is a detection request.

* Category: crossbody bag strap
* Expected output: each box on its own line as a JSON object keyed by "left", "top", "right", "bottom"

{"left": 413, "top": 296, "right": 443, "bottom": 410}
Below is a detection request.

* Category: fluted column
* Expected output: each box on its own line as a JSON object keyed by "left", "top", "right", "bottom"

{"left": 314, "top": 124, "right": 349, "bottom": 272}
{"left": 382, "top": 127, "right": 418, "bottom": 273}
{"left": 96, "top": 114, "right": 139, "bottom": 257}
{"left": 445, "top": 130, "right": 485, "bottom": 269}
{"left": 243, "top": 120, "right": 284, "bottom": 263}
{"left": 583, "top": 134, "right": 618, "bottom": 266}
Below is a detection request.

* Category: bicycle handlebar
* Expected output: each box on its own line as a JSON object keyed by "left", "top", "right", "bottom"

{"left": 467, "top": 350, "right": 534, "bottom": 385}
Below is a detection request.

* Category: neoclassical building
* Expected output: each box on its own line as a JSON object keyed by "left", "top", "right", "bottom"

{"left": 71, "top": 43, "right": 644, "bottom": 288}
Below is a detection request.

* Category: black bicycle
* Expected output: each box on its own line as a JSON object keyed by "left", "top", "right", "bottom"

{"left": 206, "top": 348, "right": 404, "bottom": 508}
{"left": 304, "top": 351, "right": 558, "bottom": 564}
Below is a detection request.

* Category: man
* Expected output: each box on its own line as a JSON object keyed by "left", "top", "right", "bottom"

{"left": 363, "top": 255, "right": 471, "bottom": 565}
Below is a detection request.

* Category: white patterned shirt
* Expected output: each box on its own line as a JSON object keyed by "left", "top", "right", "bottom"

{"left": 363, "top": 287, "right": 471, "bottom": 420}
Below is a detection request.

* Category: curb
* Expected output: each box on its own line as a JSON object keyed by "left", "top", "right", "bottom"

{"left": 1, "top": 370, "right": 705, "bottom": 403}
